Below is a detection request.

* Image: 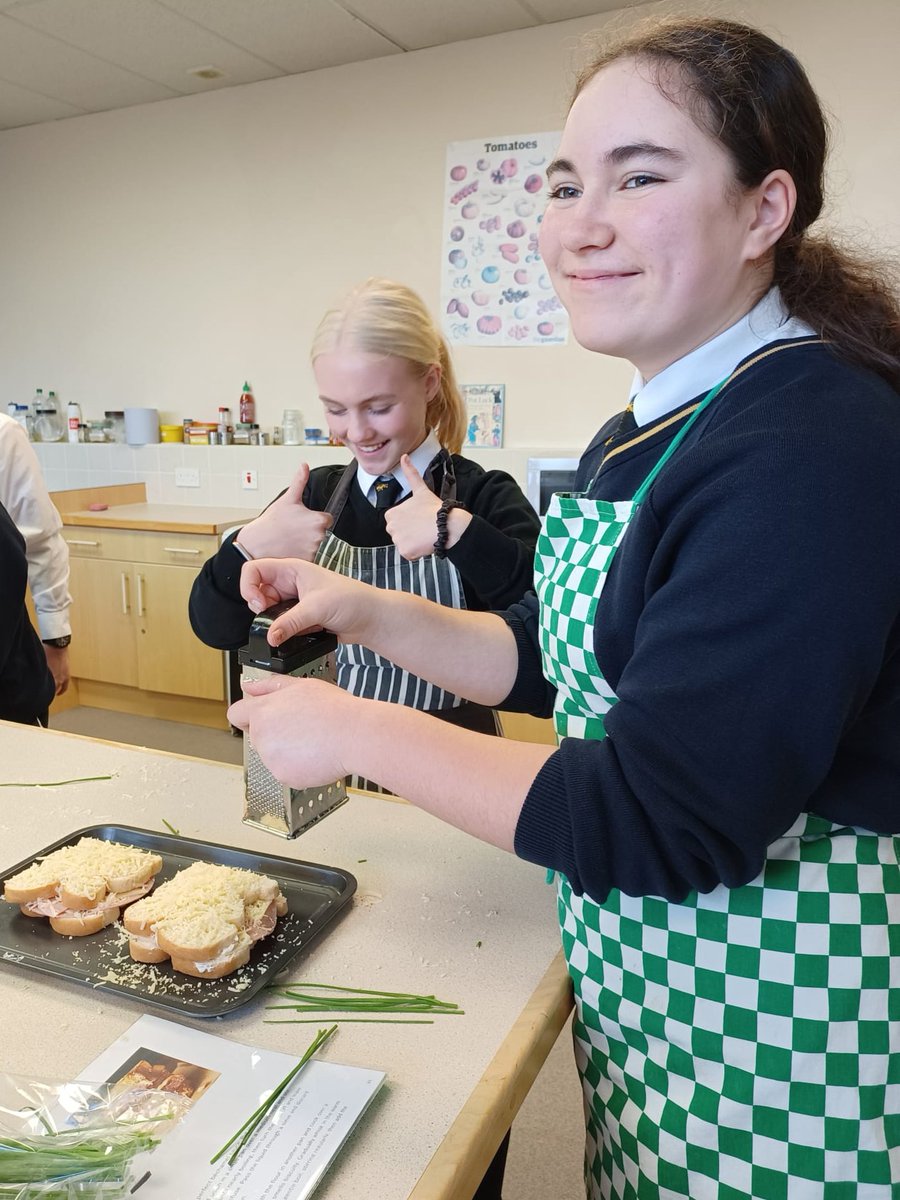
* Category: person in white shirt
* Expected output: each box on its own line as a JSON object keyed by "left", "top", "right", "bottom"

{"left": 0, "top": 413, "right": 72, "bottom": 696}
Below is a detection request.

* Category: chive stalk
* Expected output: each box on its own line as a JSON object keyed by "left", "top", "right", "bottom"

{"left": 264, "top": 1017, "right": 434, "bottom": 1025}
{"left": 0, "top": 774, "right": 114, "bottom": 788}
{"left": 263, "top": 981, "right": 462, "bottom": 1017}
{"left": 210, "top": 1024, "right": 337, "bottom": 1168}
{"left": 0, "top": 1125, "right": 156, "bottom": 1191}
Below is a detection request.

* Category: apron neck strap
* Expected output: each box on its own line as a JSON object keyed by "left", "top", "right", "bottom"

{"left": 324, "top": 447, "right": 456, "bottom": 523}
{"left": 323, "top": 460, "right": 360, "bottom": 523}
{"left": 423, "top": 447, "right": 457, "bottom": 502}
{"left": 630, "top": 375, "right": 728, "bottom": 506}
{"left": 630, "top": 338, "right": 826, "bottom": 506}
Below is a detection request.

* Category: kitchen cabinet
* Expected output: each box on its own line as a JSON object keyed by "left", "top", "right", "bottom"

{"left": 64, "top": 525, "right": 224, "bottom": 701}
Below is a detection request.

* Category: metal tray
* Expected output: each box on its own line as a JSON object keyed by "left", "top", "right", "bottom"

{"left": 0, "top": 824, "right": 357, "bottom": 1018}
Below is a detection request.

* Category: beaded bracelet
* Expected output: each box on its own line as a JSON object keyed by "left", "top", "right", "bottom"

{"left": 433, "top": 499, "right": 466, "bottom": 558}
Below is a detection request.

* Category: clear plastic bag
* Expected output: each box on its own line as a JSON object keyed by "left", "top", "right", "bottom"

{"left": 0, "top": 1073, "right": 165, "bottom": 1199}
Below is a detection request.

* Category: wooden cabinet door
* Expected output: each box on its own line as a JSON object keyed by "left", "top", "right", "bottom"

{"left": 134, "top": 562, "right": 225, "bottom": 700}
{"left": 67, "top": 557, "right": 139, "bottom": 686}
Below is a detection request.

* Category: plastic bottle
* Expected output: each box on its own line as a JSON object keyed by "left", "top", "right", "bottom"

{"left": 282, "top": 409, "right": 302, "bottom": 446}
{"left": 239, "top": 381, "right": 256, "bottom": 425}
{"left": 67, "top": 400, "right": 82, "bottom": 443}
{"left": 36, "top": 391, "right": 65, "bottom": 442}
{"left": 30, "top": 388, "right": 44, "bottom": 440}
{"left": 6, "top": 400, "right": 16, "bottom": 418}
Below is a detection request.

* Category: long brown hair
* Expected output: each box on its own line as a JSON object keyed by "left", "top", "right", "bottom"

{"left": 573, "top": 18, "right": 900, "bottom": 389}
{"left": 311, "top": 279, "right": 467, "bottom": 453}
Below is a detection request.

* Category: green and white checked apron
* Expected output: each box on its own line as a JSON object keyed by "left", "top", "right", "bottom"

{"left": 534, "top": 368, "right": 900, "bottom": 1198}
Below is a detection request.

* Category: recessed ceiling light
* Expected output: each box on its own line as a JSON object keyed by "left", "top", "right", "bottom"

{"left": 187, "top": 65, "right": 225, "bottom": 80}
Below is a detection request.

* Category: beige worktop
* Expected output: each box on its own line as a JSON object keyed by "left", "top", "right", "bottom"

{"left": 61, "top": 502, "right": 258, "bottom": 536}
{"left": 0, "top": 723, "right": 572, "bottom": 1200}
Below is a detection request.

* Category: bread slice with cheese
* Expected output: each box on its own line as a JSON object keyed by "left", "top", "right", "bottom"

{"left": 124, "top": 861, "right": 288, "bottom": 978}
{"left": 3, "top": 837, "right": 163, "bottom": 936}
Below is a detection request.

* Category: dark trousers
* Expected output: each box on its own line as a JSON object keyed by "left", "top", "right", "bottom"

{"left": 474, "top": 1130, "right": 510, "bottom": 1200}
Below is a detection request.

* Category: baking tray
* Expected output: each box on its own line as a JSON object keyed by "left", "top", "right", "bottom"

{"left": 0, "top": 824, "right": 356, "bottom": 1018}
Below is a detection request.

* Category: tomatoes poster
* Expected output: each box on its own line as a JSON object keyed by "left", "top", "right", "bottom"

{"left": 441, "top": 131, "right": 568, "bottom": 348}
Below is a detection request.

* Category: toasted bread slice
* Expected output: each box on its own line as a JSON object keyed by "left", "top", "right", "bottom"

{"left": 126, "top": 862, "right": 286, "bottom": 978}
{"left": 3, "top": 838, "right": 163, "bottom": 936}
{"left": 156, "top": 912, "right": 241, "bottom": 961}
{"left": 50, "top": 907, "right": 119, "bottom": 936}
{"left": 169, "top": 942, "right": 252, "bottom": 979}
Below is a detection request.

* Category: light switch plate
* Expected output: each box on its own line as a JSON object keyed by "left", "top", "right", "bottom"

{"left": 175, "top": 468, "right": 200, "bottom": 487}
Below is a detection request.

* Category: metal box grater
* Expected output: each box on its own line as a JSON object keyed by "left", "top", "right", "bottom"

{"left": 237, "top": 601, "right": 348, "bottom": 838}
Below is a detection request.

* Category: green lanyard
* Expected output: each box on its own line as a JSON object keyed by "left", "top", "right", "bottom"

{"left": 630, "top": 376, "right": 728, "bottom": 506}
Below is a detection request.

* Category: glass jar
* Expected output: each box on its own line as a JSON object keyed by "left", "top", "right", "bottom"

{"left": 87, "top": 420, "right": 110, "bottom": 443}
{"left": 104, "top": 411, "right": 126, "bottom": 443}
{"left": 282, "top": 409, "right": 303, "bottom": 446}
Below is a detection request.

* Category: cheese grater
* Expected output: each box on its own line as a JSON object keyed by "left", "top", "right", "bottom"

{"left": 237, "top": 601, "right": 348, "bottom": 838}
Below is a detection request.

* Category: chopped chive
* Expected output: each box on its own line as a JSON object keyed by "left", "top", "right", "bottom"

{"left": 162, "top": 819, "right": 181, "bottom": 835}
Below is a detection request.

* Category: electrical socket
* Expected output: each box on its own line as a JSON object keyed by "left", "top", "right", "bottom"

{"left": 175, "top": 468, "right": 200, "bottom": 488}
{"left": 242, "top": 469, "right": 258, "bottom": 490}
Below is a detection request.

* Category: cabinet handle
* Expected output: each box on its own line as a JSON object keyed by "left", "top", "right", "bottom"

{"left": 120, "top": 572, "right": 130, "bottom": 615}
{"left": 163, "top": 546, "right": 202, "bottom": 555}
{"left": 136, "top": 573, "right": 145, "bottom": 617}
{"left": 65, "top": 538, "right": 101, "bottom": 547}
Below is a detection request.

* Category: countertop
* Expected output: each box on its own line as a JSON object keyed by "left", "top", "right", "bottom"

{"left": 0, "top": 723, "right": 572, "bottom": 1200}
{"left": 61, "top": 502, "right": 258, "bottom": 535}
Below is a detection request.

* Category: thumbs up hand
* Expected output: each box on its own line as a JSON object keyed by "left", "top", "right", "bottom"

{"left": 233, "top": 462, "right": 333, "bottom": 562}
{"left": 384, "top": 455, "right": 471, "bottom": 560}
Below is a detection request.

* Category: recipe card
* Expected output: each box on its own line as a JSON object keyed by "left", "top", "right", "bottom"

{"left": 76, "top": 1014, "right": 385, "bottom": 1200}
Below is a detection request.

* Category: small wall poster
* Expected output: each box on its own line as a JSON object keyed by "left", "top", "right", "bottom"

{"left": 440, "top": 132, "right": 568, "bottom": 348}
{"left": 463, "top": 384, "right": 504, "bottom": 448}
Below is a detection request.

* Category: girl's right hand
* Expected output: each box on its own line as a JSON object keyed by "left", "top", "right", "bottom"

{"left": 239, "top": 557, "right": 379, "bottom": 647}
{"left": 232, "top": 463, "right": 333, "bottom": 561}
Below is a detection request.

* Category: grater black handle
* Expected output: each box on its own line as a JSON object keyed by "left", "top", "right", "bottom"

{"left": 237, "top": 600, "right": 338, "bottom": 673}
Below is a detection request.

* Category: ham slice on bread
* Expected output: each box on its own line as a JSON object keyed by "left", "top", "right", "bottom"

{"left": 124, "top": 861, "right": 288, "bottom": 979}
{"left": 3, "top": 837, "right": 163, "bottom": 936}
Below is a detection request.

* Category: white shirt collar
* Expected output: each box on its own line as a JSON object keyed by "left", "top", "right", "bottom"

{"left": 356, "top": 430, "right": 442, "bottom": 504}
{"left": 629, "top": 288, "right": 816, "bottom": 427}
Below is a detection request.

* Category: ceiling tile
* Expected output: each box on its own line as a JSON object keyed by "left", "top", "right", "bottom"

{"left": 157, "top": 0, "right": 403, "bottom": 74}
{"left": 0, "top": 14, "right": 176, "bottom": 108}
{"left": 0, "top": 74, "right": 82, "bottom": 128}
{"left": 340, "top": 0, "right": 538, "bottom": 50}
{"left": 8, "top": 0, "right": 285, "bottom": 93}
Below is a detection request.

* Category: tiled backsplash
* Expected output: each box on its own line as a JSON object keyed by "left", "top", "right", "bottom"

{"left": 32, "top": 442, "right": 354, "bottom": 508}
{"left": 32, "top": 441, "right": 562, "bottom": 509}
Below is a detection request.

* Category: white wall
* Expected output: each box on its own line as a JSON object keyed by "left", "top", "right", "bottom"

{"left": 2, "top": 0, "right": 898, "bottom": 483}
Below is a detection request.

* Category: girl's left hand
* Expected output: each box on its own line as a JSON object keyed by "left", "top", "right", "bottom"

{"left": 385, "top": 455, "right": 471, "bottom": 560}
{"left": 227, "top": 675, "right": 354, "bottom": 787}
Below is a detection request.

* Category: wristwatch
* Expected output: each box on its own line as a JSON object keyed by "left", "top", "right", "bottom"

{"left": 42, "top": 635, "right": 71, "bottom": 648}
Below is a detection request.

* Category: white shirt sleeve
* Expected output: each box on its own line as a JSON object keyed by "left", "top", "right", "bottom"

{"left": 0, "top": 415, "right": 71, "bottom": 640}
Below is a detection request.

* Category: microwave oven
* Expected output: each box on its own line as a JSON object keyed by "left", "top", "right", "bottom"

{"left": 526, "top": 456, "right": 580, "bottom": 515}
